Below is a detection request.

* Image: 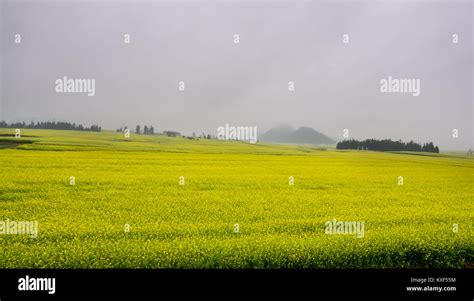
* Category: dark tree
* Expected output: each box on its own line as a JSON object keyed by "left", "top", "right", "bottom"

{"left": 337, "top": 138, "right": 439, "bottom": 153}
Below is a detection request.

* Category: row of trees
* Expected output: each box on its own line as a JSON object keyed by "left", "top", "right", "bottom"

{"left": 336, "top": 139, "right": 439, "bottom": 153}
{"left": 133, "top": 126, "right": 213, "bottom": 139}
{"left": 116, "top": 125, "right": 182, "bottom": 137}
{"left": 1, "top": 121, "right": 236, "bottom": 141}
{"left": 135, "top": 125, "right": 155, "bottom": 135}
{"left": 192, "top": 132, "right": 212, "bottom": 139}
{"left": 0, "top": 120, "right": 101, "bottom": 132}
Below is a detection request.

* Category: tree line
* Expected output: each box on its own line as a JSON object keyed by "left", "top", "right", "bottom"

{"left": 135, "top": 125, "right": 155, "bottom": 135}
{"left": 336, "top": 139, "right": 439, "bottom": 153}
{"left": 0, "top": 120, "right": 101, "bottom": 132}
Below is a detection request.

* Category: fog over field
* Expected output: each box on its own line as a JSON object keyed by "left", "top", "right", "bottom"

{"left": 0, "top": 0, "right": 472, "bottom": 150}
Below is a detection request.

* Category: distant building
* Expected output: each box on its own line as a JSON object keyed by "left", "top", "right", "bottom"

{"left": 164, "top": 131, "right": 181, "bottom": 137}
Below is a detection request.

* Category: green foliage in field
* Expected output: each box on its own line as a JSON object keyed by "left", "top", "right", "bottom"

{"left": 0, "top": 128, "right": 472, "bottom": 268}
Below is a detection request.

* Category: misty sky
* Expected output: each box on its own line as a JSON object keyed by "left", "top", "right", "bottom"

{"left": 0, "top": 0, "right": 472, "bottom": 150}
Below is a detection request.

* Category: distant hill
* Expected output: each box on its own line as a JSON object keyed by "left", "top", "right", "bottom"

{"left": 259, "top": 125, "right": 295, "bottom": 142}
{"left": 260, "top": 125, "right": 335, "bottom": 145}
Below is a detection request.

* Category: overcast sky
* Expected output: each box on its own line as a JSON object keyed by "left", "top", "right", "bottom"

{"left": 0, "top": 0, "right": 472, "bottom": 150}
